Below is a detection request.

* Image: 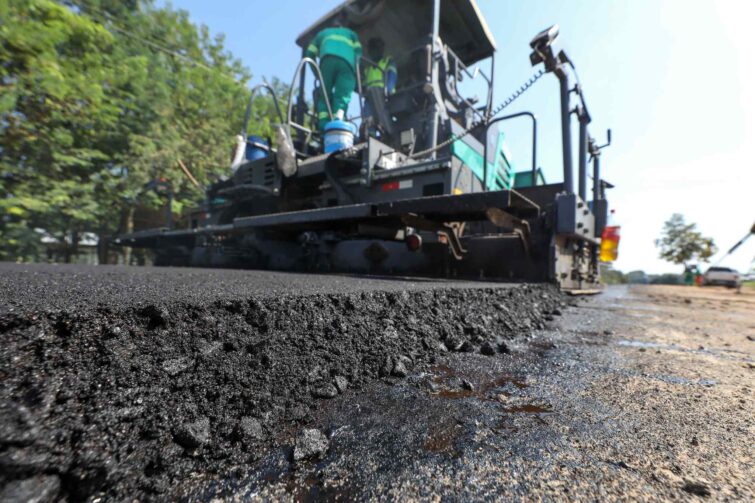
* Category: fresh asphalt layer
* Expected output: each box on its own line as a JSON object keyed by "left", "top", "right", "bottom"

{"left": 0, "top": 263, "right": 513, "bottom": 313}
{"left": 0, "top": 263, "right": 558, "bottom": 501}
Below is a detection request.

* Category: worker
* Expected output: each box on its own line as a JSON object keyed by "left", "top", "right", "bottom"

{"left": 305, "top": 21, "right": 362, "bottom": 131}
{"left": 362, "top": 37, "right": 397, "bottom": 137}
{"left": 363, "top": 37, "right": 397, "bottom": 94}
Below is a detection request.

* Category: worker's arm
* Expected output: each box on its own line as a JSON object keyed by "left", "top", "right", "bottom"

{"left": 385, "top": 57, "right": 398, "bottom": 94}
{"left": 305, "top": 32, "right": 322, "bottom": 60}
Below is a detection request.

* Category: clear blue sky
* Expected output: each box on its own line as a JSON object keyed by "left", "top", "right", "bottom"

{"left": 163, "top": 0, "right": 754, "bottom": 274}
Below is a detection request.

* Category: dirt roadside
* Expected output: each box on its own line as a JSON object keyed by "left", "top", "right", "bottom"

{"left": 184, "top": 284, "right": 754, "bottom": 501}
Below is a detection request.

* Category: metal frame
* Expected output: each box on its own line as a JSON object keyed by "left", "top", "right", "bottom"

{"left": 286, "top": 57, "right": 334, "bottom": 154}
{"left": 483, "top": 112, "right": 538, "bottom": 192}
{"left": 241, "top": 83, "right": 285, "bottom": 138}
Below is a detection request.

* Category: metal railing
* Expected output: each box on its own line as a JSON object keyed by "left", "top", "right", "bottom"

{"left": 286, "top": 57, "right": 333, "bottom": 155}
{"left": 444, "top": 45, "right": 493, "bottom": 123}
{"left": 241, "top": 83, "right": 285, "bottom": 139}
{"left": 483, "top": 111, "right": 538, "bottom": 191}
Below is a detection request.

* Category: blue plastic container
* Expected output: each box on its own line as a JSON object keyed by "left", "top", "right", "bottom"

{"left": 245, "top": 135, "right": 269, "bottom": 161}
{"left": 323, "top": 120, "right": 357, "bottom": 154}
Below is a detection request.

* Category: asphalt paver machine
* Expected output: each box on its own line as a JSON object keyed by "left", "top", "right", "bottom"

{"left": 116, "top": 0, "right": 614, "bottom": 291}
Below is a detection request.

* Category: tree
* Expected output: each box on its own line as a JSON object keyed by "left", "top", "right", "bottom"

{"left": 0, "top": 0, "right": 286, "bottom": 262}
{"left": 655, "top": 214, "right": 717, "bottom": 266}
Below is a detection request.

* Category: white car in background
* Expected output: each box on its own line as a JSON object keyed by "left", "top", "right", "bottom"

{"left": 702, "top": 267, "right": 741, "bottom": 288}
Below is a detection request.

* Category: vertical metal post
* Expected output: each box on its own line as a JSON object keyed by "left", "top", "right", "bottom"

{"left": 578, "top": 113, "right": 588, "bottom": 200}
{"left": 557, "top": 71, "right": 574, "bottom": 193}
{"left": 295, "top": 55, "right": 307, "bottom": 148}
{"left": 165, "top": 191, "right": 173, "bottom": 230}
{"left": 592, "top": 153, "right": 601, "bottom": 202}
{"left": 428, "top": 0, "right": 441, "bottom": 159}
{"left": 488, "top": 52, "right": 495, "bottom": 117}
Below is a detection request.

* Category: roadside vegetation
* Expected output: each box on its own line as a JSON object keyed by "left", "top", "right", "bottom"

{"left": 0, "top": 0, "right": 284, "bottom": 263}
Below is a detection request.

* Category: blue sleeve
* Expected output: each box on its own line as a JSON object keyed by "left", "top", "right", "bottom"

{"left": 386, "top": 70, "right": 397, "bottom": 94}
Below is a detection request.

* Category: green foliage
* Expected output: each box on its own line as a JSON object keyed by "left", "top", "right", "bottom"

{"left": 655, "top": 214, "right": 717, "bottom": 267}
{"left": 0, "top": 0, "right": 285, "bottom": 262}
{"left": 599, "top": 263, "right": 626, "bottom": 285}
{"left": 649, "top": 273, "right": 682, "bottom": 285}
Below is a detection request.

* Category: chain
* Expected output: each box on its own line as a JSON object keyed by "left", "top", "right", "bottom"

{"left": 410, "top": 68, "right": 545, "bottom": 159}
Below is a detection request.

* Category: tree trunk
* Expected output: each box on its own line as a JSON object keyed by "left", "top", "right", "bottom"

{"left": 97, "top": 230, "right": 109, "bottom": 265}
{"left": 124, "top": 207, "right": 135, "bottom": 265}
{"left": 63, "top": 231, "right": 71, "bottom": 263}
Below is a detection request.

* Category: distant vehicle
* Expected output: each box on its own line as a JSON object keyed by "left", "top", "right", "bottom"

{"left": 701, "top": 267, "right": 741, "bottom": 288}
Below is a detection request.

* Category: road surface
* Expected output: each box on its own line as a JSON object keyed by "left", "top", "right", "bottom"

{"left": 0, "top": 264, "right": 752, "bottom": 501}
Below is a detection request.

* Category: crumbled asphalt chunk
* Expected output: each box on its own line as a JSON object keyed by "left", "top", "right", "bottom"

{"left": 174, "top": 418, "right": 210, "bottom": 449}
{"left": 380, "top": 356, "right": 394, "bottom": 376}
{"left": 392, "top": 356, "right": 410, "bottom": 377}
{"left": 682, "top": 480, "right": 711, "bottom": 497}
{"left": 0, "top": 264, "right": 563, "bottom": 501}
{"left": 140, "top": 304, "right": 169, "bottom": 327}
{"left": 459, "top": 341, "right": 475, "bottom": 353}
{"left": 496, "top": 339, "right": 511, "bottom": 354}
{"left": 0, "top": 402, "right": 39, "bottom": 447}
{"left": 312, "top": 383, "right": 339, "bottom": 399}
{"left": 0, "top": 475, "right": 60, "bottom": 503}
{"left": 461, "top": 379, "right": 474, "bottom": 391}
{"left": 480, "top": 341, "right": 496, "bottom": 356}
{"left": 162, "top": 357, "right": 193, "bottom": 376}
{"left": 334, "top": 376, "right": 349, "bottom": 393}
{"left": 293, "top": 429, "right": 329, "bottom": 462}
{"left": 237, "top": 417, "right": 263, "bottom": 441}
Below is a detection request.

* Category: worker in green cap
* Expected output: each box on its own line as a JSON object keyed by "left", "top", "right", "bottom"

{"left": 305, "top": 21, "right": 362, "bottom": 131}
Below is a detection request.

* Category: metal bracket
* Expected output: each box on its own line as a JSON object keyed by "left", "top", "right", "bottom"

{"left": 400, "top": 214, "right": 467, "bottom": 260}
{"left": 485, "top": 207, "right": 531, "bottom": 255}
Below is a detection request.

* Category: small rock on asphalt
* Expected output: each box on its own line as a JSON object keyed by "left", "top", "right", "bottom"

{"left": 312, "top": 383, "right": 338, "bottom": 399}
{"left": 480, "top": 342, "right": 496, "bottom": 356}
{"left": 0, "top": 402, "right": 39, "bottom": 447}
{"left": 174, "top": 417, "right": 210, "bottom": 449}
{"left": 162, "top": 357, "right": 193, "bottom": 376}
{"left": 497, "top": 340, "right": 511, "bottom": 354}
{"left": 293, "top": 428, "right": 329, "bottom": 462}
{"left": 0, "top": 475, "right": 60, "bottom": 503}
{"left": 334, "top": 376, "right": 349, "bottom": 393}
{"left": 237, "top": 417, "right": 263, "bottom": 441}
{"left": 682, "top": 481, "right": 711, "bottom": 497}
{"left": 392, "top": 358, "right": 409, "bottom": 377}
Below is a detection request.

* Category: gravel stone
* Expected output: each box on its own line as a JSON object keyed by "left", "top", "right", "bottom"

{"left": 237, "top": 417, "right": 263, "bottom": 441}
{"left": 174, "top": 418, "right": 210, "bottom": 449}
{"left": 293, "top": 428, "right": 329, "bottom": 461}
{"left": 312, "top": 384, "right": 339, "bottom": 399}
{"left": 0, "top": 402, "right": 38, "bottom": 447}
{"left": 334, "top": 376, "right": 349, "bottom": 393}
{"left": 162, "top": 357, "right": 193, "bottom": 376}
{"left": 0, "top": 475, "right": 60, "bottom": 503}
{"left": 392, "top": 359, "right": 408, "bottom": 377}
{"left": 480, "top": 342, "right": 496, "bottom": 356}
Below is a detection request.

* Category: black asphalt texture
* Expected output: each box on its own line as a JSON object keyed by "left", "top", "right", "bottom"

{"left": 0, "top": 263, "right": 510, "bottom": 313}
{"left": 0, "top": 264, "right": 562, "bottom": 501}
